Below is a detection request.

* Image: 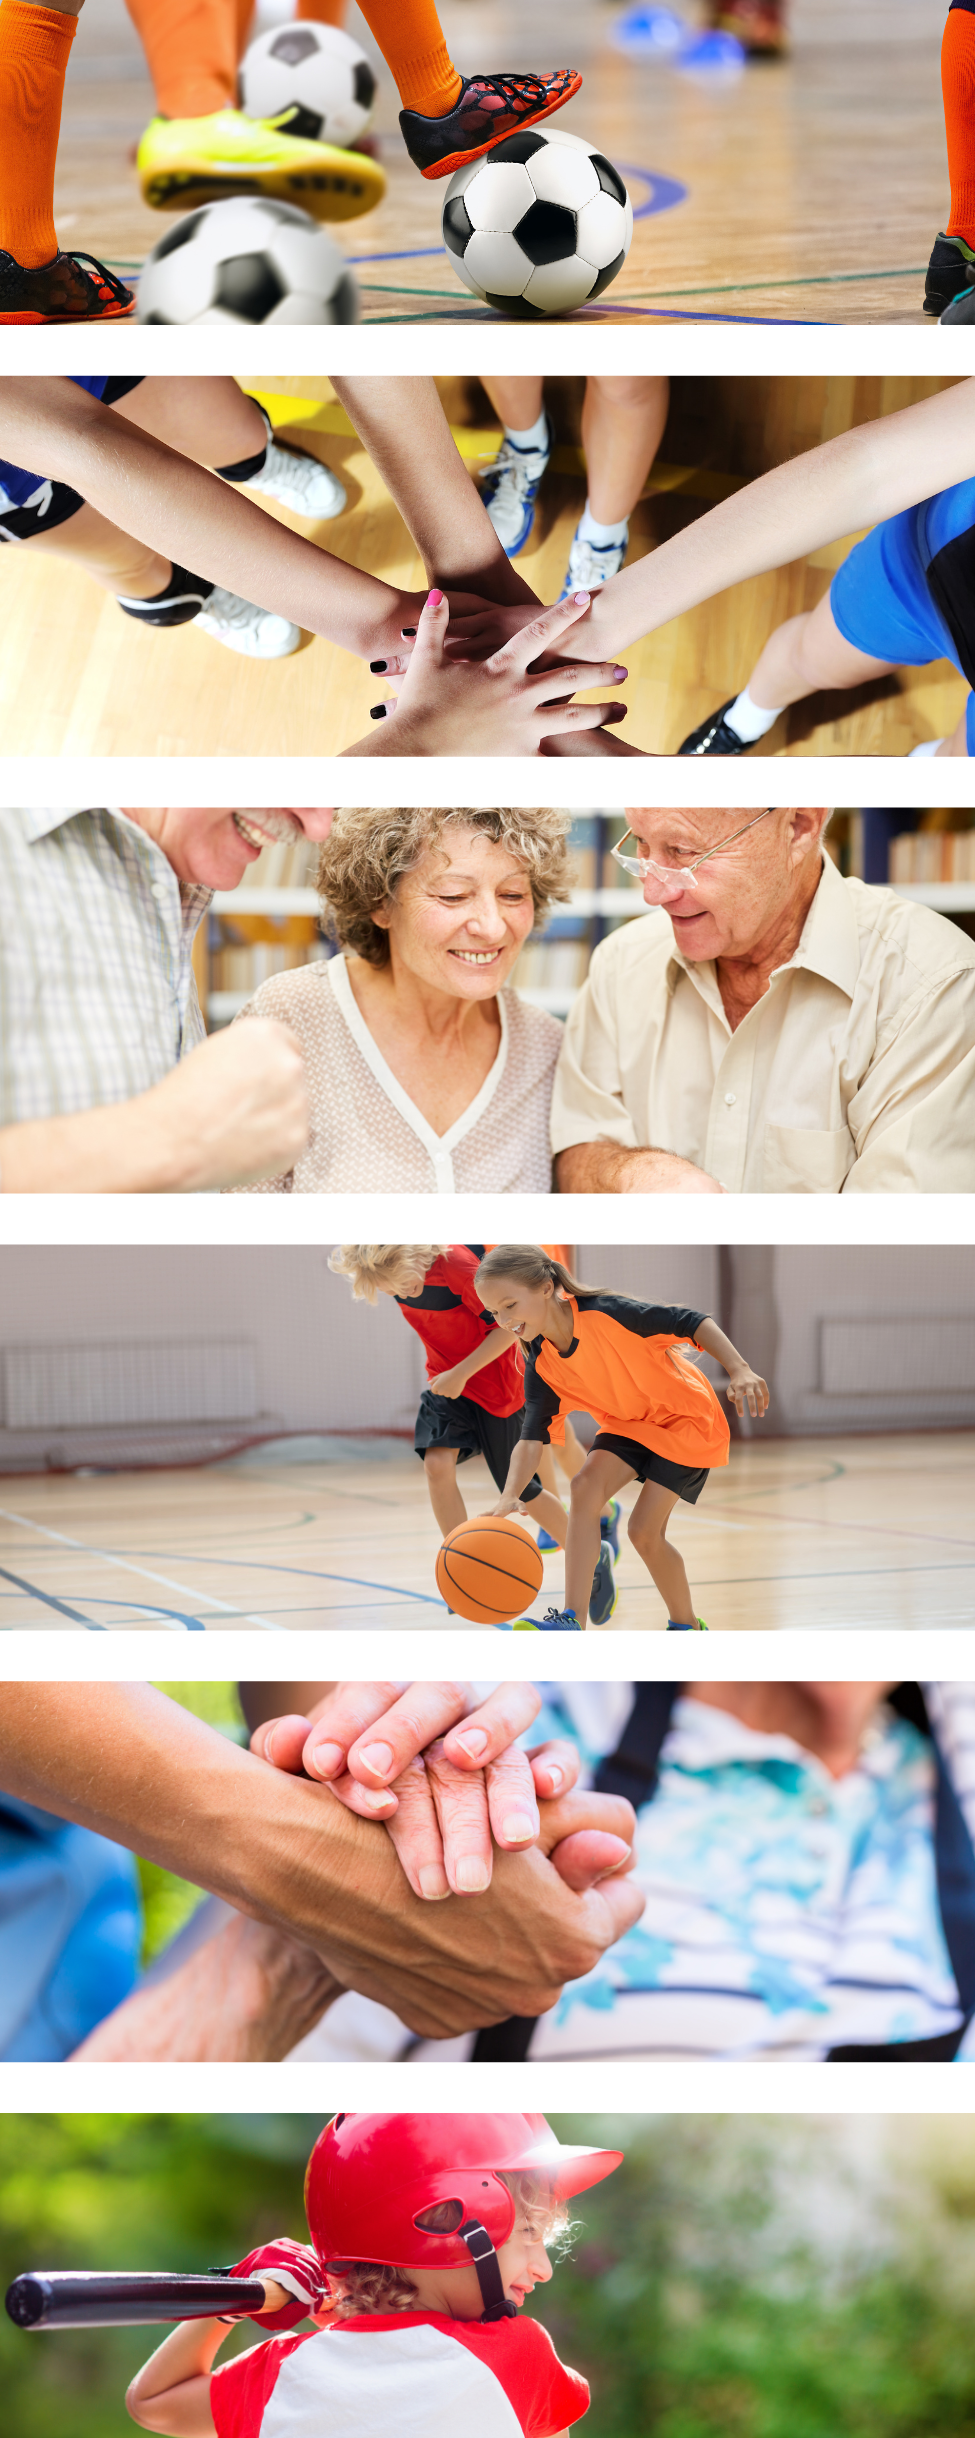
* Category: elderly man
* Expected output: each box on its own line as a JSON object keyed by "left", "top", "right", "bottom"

{"left": 0, "top": 807, "right": 333, "bottom": 1190}
{"left": 551, "top": 804, "right": 975, "bottom": 1193}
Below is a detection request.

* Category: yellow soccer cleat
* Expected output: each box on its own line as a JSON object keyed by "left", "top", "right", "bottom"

{"left": 137, "top": 108, "right": 385, "bottom": 222}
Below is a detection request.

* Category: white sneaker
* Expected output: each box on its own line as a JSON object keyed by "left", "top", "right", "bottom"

{"left": 558, "top": 522, "right": 629, "bottom": 599}
{"left": 479, "top": 418, "right": 552, "bottom": 556}
{"left": 243, "top": 438, "right": 347, "bottom": 519}
{"left": 193, "top": 585, "right": 300, "bottom": 658}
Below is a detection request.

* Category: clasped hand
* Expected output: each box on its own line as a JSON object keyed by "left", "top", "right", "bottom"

{"left": 249, "top": 1679, "right": 637, "bottom": 1903}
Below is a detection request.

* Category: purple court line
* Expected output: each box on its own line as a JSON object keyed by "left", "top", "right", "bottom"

{"left": 347, "top": 161, "right": 687, "bottom": 264}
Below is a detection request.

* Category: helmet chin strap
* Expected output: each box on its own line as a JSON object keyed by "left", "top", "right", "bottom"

{"left": 458, "top": 2219, "right": 517, "bottom": 2322}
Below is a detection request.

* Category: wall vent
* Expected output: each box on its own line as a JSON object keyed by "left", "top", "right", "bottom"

{"left": 2, "top": 1340, "right": 259, "bottom": 1430}
{"left": 820, "top": 1317, "right": 975, "bottom": 1398}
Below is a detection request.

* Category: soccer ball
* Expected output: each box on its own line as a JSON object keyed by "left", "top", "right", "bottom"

{"left": 136, "top": 197, "right": 359, "bottom": 322}
{"left": 239, "top": 22, "right": 377, "bottom": 149}
{"left": 442, "top": 128, "right": 632, "bottom": 316}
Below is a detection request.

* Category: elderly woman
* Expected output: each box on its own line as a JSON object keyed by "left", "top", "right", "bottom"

{"left": 228, "top": 807, "right": 570, "bottom": 1192}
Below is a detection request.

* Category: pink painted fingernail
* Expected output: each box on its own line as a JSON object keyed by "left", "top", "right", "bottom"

{"left": 455, "top": 1728, "right": 488, "bottom": 1759}
{"left": 309, "top": 1741, "right": 344, "bottom": 1776}
{"left": 455, "top": 1856, "right": 490, "bottom": 1892}
{"left": 418, "top": 1864, "right": 449, "bottom": 1899}
{"left": 426, "top": 588, "right": 444, "bottom": 607}
{"left": 358, "top": 1741, "right": 395, "bottom": 1779}
{"left": 502, "top": 1811, "right": 537, "bottom": 1844}
{"left": 613, "top": 666, "right": 628, "bottom": 680}
{"left": 573, "top": 592, "right": 591, "bottom": 607}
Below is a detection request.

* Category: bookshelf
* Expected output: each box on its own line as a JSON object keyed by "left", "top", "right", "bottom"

{"left": 195, "top": 810, "right": 975, "bottom": 1028}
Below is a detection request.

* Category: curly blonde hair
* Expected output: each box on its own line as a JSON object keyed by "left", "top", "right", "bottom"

{"left": 329, "top": 1244, "right": 449, "bottom": 1304}
{"left": 325, "top": 2175, "right": 572, "bottom": 2321}
{"left": 316, "top": 809, "right": 573, "bottom": 969}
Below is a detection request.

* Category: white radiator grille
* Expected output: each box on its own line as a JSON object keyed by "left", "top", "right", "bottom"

{"left": 820, "top": 1317, "right": 975, "bottom": 1397}
{"left": 2, "top": 1340, "right": 259, "bottom": 1430}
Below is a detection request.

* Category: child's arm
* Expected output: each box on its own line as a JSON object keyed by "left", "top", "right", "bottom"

{"left": 331, "top": 377, "right": 542, "bottom": 618}
{"left": 578, "top": 375, "right": 975, "bottom": 658}
{"left": 0, "top": 381, "right": 426, "bottom": 666}
{"left": 126, "top": 2280, "right": 290, "bottom": 2435}
{"left": 429, "top": 1324, "right": 521, "bottom": 1399}
{"left": 693, "top": 1318, "right": 770, "bottom": 1418}
{"left": 489, "top": 1435, "right": 548, "bottom": 1516}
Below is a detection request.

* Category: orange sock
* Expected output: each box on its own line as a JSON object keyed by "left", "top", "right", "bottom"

{"left": 296, "top": 0, "right": 349, "bottom": 25}
{"left": 0, "top": 1, "right": 76, "bottom": 269}
{"left": 123, "top": 0, "right": 237, "bottom": 118}
{"left": 943, "top": 4, "right": 975, "bottom": 246}
{"left": 352, "top": 0, "right": 460, "bottom": 114}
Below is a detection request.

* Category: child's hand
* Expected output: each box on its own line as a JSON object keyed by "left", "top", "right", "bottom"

{"left": 228, "top": 2241, "right": 327, "bottom": 2329}
{"left": 428, "top": 1363, "right": 470, "bottom": 1398}
{"left": 486, "top": 1493, "right": 527, "bottom": 1519}
{"left": 725, "top": 1365, "right": 770, "bottom": 1418}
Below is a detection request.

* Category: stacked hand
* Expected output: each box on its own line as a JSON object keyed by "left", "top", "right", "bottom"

{"left": 356, "top": 590, "right": 629, "bottom": 756}
{"left": 249, "top": 1679, "right": 636, "bottom": 1903}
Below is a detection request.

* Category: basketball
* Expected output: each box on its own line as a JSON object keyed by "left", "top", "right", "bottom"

{"left": 436, "top": 1515, "right": 544, "bottom": 1624}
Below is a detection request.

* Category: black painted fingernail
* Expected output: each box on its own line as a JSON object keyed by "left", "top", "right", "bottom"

{"left": 369, "top": 659, "right": 387, "bottom": 673}
{"left": 369, "top": 703, "right": 387, "bottom": 720}
{"left": 401, "top": 625, "right": 417, "bottom": 637}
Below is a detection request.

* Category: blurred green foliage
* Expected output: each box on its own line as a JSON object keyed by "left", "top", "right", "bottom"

{"left": 137, "top": 1687, "right": 246, "bottom": 1963}
{"left": 5, "top": 2116, "right": 975, "bottom": 2438}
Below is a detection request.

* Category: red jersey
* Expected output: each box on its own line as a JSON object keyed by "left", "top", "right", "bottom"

{"left": 521, "top": 1292, "right": 729, "bottom": 1470}
{"left": 210, "top": 2310, "right": 589, "bottom": 2438}
{"left": 397, "top": 1246, "right": 525, "bottom": 1418}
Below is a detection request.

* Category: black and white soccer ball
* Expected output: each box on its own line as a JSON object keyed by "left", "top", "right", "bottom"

{"left": 136, "top": 197, "right": 359, "bottom": 323}
{"left": 239, "top": 22, "right": 377, "bottom": 149}
{"left": 442, "top": 128, "right": 632, "bottom": 316}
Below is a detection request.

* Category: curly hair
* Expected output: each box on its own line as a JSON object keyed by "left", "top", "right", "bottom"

{"left": 324, "top": 2175, "right": 573, "bottom": 2321}
{"left": 328, "top": 1244, "right": 449, "bottom": 1304}
{"left": 316, "top": 809, "right": 573, "bottom": 969}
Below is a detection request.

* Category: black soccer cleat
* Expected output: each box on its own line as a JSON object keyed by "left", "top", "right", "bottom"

{"left": 401, "top": 69, "right": 582, "bottom": 180}
{"left": 677, "top": 697, "right": 754, "bottom": 755}
{"left": 923, "top": 231, "right": 975, "bottom": 318}
{"left": 0, "top": 247, "right": 135, "bottom": 322}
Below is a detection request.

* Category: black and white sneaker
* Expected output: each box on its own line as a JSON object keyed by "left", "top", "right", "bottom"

{"left": 678, "top": 697, "right": 754, "bottom": 755}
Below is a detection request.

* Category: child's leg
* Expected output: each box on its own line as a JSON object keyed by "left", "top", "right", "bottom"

{"left": 354, "top": 0, "right": 461, "bottom": 117}
{"left": 15, "top": 501, "right": 174, "bottom": 600}
{"left": 296, "top": 0, "right": 349, "bottom": 23}
{"left": 555, "top": 1416, "right": 587, "bottom": 1484}
{"left": 943, "top": 4, "right": 975, "bottom": 248}
{"left": 744, "top": 586, "right": 896, "bottom": 716}
{"left": 0, "top": 0, "right": 81, "bottom": 266}
{"left": 581, "top": 377, "right": 669, "bottom": 528}
{"left": 627, "top": 1480, "right": 694, "bottom": 1626}
{"left": 523, "top": 1484, "right": 568, "bottom": 1548}
{"left": 565, "top": 1451, "right": 633, "bottom": 1623}
{"left": 423, "top": 1445, "right": 467, "bottom": 1535}
{"left": 111, "top": 378, "right": 269, "bottom": 471}
{"left": 124, "top": 0, "right": 237, "bottom": 117}
{"left": 483, "top": 379, "right": 546, "bottom": 436}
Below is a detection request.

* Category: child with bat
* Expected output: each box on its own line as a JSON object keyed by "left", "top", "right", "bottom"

{"left": 124, "top": 2113, "right": 617, "bottom": 2438}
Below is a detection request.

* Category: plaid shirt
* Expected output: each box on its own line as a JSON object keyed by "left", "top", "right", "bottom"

{"left": 0, "top": 810, "right": 210, "bottom": 1122}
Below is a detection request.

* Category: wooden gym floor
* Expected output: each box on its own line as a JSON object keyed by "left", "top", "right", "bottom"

{"left": 2, "top": 376, "right": 967, "bottom": 757}
{"left": 1, "top": 1431, "right": 973, "bottom": 1629}
{"left": 60, "top": 0, "right": 946, "bottom": 324}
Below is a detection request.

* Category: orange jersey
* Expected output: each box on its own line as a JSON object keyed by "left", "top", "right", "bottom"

{"left": 521, "top": 1293, "right": 730, "bottom": 1470}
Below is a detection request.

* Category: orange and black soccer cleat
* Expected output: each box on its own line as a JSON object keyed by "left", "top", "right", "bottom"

{"left": 0, "top": 248, "right": 135, "bottom": 322}
{"left": 400, "top": 68, "right": 582, "bottom": 179}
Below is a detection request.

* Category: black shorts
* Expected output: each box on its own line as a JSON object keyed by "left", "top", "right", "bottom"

{"left": 0, "top": 378, "right": 145, "bottom": 542}
{"left": 591, "top": 1431, "right": 709, "bottom": 1504}
{"left": 414, "top": 1389, "right": 543, "bottom": 1503}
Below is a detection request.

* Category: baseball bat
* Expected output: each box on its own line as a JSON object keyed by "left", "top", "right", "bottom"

{"left": 5, "top": 2271, "right": 269, "bottom": 2330}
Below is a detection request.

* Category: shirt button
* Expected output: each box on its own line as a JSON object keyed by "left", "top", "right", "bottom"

{"left": 151, "top": 879, "right": 169, "bottom": 900}
{"left": 724, "top": 1092, "right": 736, "bottom": 1106}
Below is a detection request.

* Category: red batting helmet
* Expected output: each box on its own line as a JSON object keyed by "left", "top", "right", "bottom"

{"left": 304, "top": 2114, "right": 621, "bottom": 2319}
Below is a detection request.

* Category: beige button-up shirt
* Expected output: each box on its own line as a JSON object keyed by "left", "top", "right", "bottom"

{"left": 551, "top": 854, "right": 975, "bottom": 1192}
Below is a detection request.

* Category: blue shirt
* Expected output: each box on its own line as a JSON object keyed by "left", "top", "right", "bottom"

{"left": 0, "top": 1796, "right": 141, "bottom": 2060}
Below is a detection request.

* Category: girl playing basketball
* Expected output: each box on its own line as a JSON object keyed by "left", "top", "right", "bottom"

{"left": 476, "top": 1245, "right": 769, "bottom": 1631}
{"left": 126, "top": 2112, "right": 615, "bottom": 2438}
{"left": 328, "top": 1244, "right": 572, "bottom": 1573}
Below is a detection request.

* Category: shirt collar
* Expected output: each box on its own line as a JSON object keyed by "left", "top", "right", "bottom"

{"left": 665, "top": 853, "right": 861, "bottom": 1019}
{"left": 23, "top": 807, "right": 212, "bottom": 928}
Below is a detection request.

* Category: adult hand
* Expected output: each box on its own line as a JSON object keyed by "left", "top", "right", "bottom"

{"left": 145, "top": 1018, "right": 309, "bottom": 1191}
{"left": 248, "top": 1680, "right": 606, "bottom": 1899}
{"left": 353, "top": 590, "right": 629, "bottom": 757}
{"left": 72, "top": 1911, "right": 341, "bottom": 2062}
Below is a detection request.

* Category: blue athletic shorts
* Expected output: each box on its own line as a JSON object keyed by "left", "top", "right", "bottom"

{"left": 830, "top": 492, "right": 975, "bottom": 753}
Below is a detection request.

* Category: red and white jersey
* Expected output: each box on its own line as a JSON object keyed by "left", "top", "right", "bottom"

{"left": 211, "top": 2310, "right": 589, "bottom": 2438}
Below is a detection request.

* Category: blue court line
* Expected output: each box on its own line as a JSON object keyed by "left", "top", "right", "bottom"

{"left": 345, "top": 162, "right": 686, "bottom": 269}
{"left": 138, "top": 1548, "right": 444, "bottom": 1606}
{"left": 0, "top": 1562, "right": 103, "bottom": 1628}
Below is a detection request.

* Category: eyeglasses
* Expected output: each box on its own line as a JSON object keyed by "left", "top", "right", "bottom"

{"left": 610, "top": 808, "right": 775, "bottom": 893}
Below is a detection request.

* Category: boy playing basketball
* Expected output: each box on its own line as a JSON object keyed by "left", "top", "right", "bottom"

{"left": 126, "top": 2112, "right": 617, "bottom": 2438}
{"left": 476, "top": 1245, "right": 769, "bottom": 1631}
